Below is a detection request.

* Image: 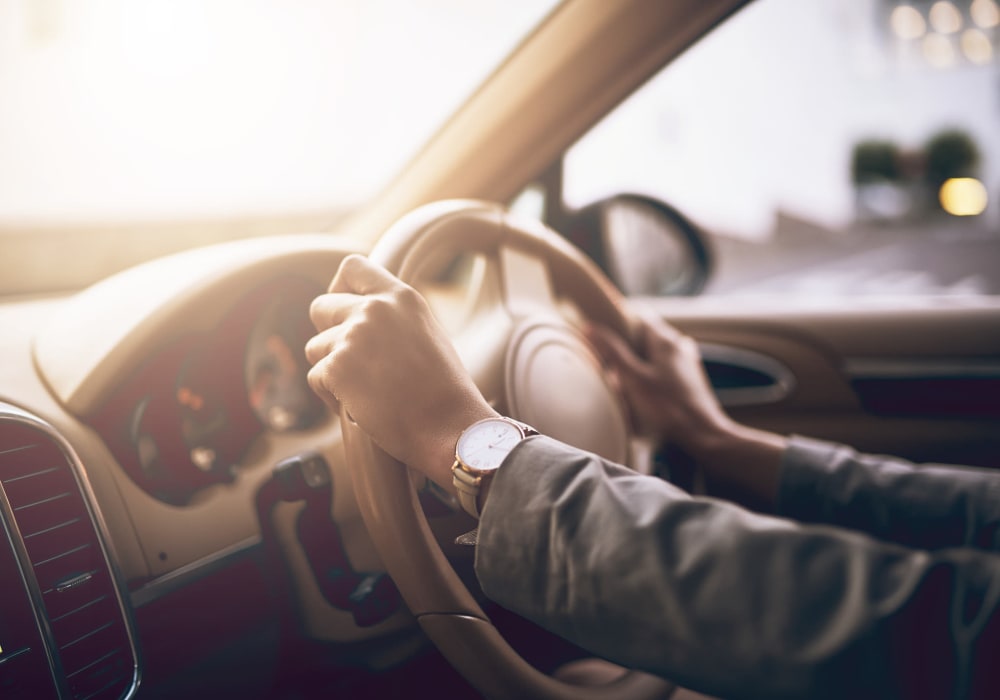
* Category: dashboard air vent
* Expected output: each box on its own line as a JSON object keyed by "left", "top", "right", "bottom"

{"left": 0, "top": 407, "right": 138, "bottom": 700}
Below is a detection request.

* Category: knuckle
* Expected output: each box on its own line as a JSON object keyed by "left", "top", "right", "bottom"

{"left": 393, "top": 284, "right": 425, "bottom": 313}
{"left": 330, "top": 254, "right": 365, "bottom": 292}
{"left": 363, "top": 294, "right": 395, "bottom": 323}
{"left": 678, "top": 336, "right": 698, "bottom": 356}
{"left": 341, "top": 254, "right": 364, "bottom": 276}
{"left": 339, "top": 320, "right": 372, "bottom": 355}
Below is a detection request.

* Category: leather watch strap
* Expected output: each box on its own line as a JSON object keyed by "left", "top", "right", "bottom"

{"left": 453, "top": 465, "right": 488, "bottom": 519}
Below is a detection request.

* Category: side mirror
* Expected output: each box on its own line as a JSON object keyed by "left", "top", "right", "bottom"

{"left": 563, "top": 194, "right": 712, "bottom": 296}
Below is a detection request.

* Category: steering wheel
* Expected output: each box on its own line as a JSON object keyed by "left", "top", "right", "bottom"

{"left": 341, "top": 200, "right": 674, "bottom": 700}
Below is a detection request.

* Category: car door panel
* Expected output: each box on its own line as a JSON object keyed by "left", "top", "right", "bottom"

{"left": 653, "top": 299, "right": 1000, "bottom": 469}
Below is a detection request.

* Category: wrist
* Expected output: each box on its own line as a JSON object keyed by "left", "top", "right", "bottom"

{"left": 667, "top": 407, "right": 737, "bottom": 458}
{"left": 412, "top": 401, "right": 499, "bottom": 494}
{"left": 684, "top": 419, "right": 788, "bottom": 511}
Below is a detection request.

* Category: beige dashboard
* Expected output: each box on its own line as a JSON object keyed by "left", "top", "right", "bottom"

{"left": 2, "top": 233, "right": 432, "bottom": 647}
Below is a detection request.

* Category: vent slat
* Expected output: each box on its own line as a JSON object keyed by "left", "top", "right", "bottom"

{"left": 1, "top": 417, "right": 136, "bottom": 700}
{"left": 0, "top": 442, "right": 39, "bottom": 457}
{"left": 43, "top": 569, "right": 102, "bottom": 599}
{"left": 1, "top": 465, "right": 61, "bottom": 484}
{"left": 60, "top": 621, "right": 114, "bottom": 652}
{"left": 51, "top": 595, "right": 107, "bottom": 622}
{"left": 14, "top": 491, "right": 72, "bottom": 511}
{"left": 24, "top": 517, "right": 82, "bottom": 539}
{"left": 53, "top": 571, "right": 98, "bottom": 593}
{"left": 33, "top": 542, "right": 92, "bottom": 568}
{"left": 66, "top": 648, "right": 121, "bottom": 678}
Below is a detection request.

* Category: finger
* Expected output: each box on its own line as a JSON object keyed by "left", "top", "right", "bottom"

{"left": 328, "top": 254, "right": 403, "bottom": 295}
{"left": 306, "top": 356, "right": 343, "bottom": 411}
{"left": 586, "top": 324, "right": 654, "bottom": 381}
{"left": 585, "top": 323, "right": 626, "bottom": 365}
{"left": 639, "top": 312, "right": 684, "bottom": 348}
{"left": 604, "top": 366, "right": 638, "bottom": 431}
{"left": 309, "top": 292, "right": 362, "bottom": 332}
{"left": 304, "top": 326, "right": 344, "bottom": 366}
{"left": 584, "top": 323, "right": 614, "bottom": 361}
{"left": 306, "top": 341, "right": 364, "bottom": 408}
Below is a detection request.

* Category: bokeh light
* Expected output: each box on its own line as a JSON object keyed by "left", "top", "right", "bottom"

{"left": 971, "top": 0, "right": 1000, "bottom": 29}
{"left": 939, "top": 177, "right": 989, "bottom": 216}
{"left": 890, "top": 5, "right": 927, "bottom": 39}
{"left": 929, "top": 1, "right": 964, "bottom": 33}
{"left": 961, "top": 28, "right": 994, "bottom": 63}
{"left": 922, "top": 32, "right": 957, "bottom": 66}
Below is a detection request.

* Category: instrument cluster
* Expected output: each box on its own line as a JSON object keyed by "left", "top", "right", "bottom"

{"left": 90, "top": 277, "right": 325, "bottom": 505}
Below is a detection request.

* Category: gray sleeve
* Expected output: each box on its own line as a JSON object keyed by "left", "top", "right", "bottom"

{"left": 778, "top": 436, "right": 1000, "bottom": 552}
{"left": 475, "top": 436, "right": 1000, "bottom": 699}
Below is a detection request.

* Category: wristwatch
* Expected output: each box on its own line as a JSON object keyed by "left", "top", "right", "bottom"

{"left": 451, "top": 416, "right": 538, "bottom": 519}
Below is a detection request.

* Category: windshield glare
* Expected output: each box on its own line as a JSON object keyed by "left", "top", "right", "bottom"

{"left": 0, "top": 0, "right": 558, "bottom": 294}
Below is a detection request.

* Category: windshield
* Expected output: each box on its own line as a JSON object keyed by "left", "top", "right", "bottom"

{"left": 0, "top": 0, "right": 559, "bottom": 294}
{"left": 564, "top": 0, "right": 999, "bottom": 300}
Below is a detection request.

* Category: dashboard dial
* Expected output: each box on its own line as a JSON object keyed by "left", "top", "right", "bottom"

{"left": 94, "top": 277, "right": 326, "bottom": 505}
{"left": 244, "top": 291, "right": 324, "bottom": 432}
{"left": 175, "top": 373, "right": 228, "bottom": 473}
{"left": 128, "top": 397, "right": 163, "bottom": 480}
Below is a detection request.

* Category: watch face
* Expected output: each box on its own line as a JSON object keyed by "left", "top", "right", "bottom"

{"left": 456, "top": 418, "right": 523, "bottom": 473}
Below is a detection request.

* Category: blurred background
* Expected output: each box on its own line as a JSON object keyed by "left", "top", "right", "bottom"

{"left": 564, "top": 0, "right": 1000, "bottom": 298}
{"left": 0, "top": 0, "right": 559, "bottom": 294}
{"left": 1, "top": 0, "right": 998, "bottom": 299}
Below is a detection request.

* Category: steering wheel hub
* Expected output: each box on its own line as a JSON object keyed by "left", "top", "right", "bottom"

{"left": 506, "top": 321, "right": 629, "bottom": 464}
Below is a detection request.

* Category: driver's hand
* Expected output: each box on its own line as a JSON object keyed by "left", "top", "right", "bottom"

{"left": 305, "top": 255, "right": 497, "bottom": 491}
{"left": 585, "top": 317, "right": 732, "bottom": 454}
{"left": 586, "top": 318, "right": 787, "bottom": 510}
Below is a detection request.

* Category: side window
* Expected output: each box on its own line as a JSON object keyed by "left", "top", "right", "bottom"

{"left": 562, "top": 0, "right": 998, "bottom": 298}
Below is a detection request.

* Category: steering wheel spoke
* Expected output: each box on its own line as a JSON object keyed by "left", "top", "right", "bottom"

{"left": 498, "top": 244, "right": 560, "bottom": 321}
{"left": 450, "top": 304, "right": 515, "bottom": 410}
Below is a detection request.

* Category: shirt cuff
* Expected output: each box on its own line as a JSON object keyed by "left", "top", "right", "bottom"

{"left": 775, "top": 435, "right": 856, "bottom": 522}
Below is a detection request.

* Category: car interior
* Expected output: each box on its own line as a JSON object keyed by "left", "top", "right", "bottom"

{"left": 1, "top": 0, "right": 998, "bottom": 698}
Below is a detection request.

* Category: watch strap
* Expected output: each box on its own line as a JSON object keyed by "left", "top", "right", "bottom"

{"left": 452, "top": 464, "right": 488, "bottom": 519}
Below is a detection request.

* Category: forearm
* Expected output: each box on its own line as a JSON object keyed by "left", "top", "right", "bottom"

{"left": 477, "top": 437, "right": 1000, "bottom": 698}
{"left": 680, "top": 419, "right": 788, "bottom": 513}
{"left": 778, "top": 436, "right": 1000, "bottom": 552}
{"left": 679, "top": 420, "right": 1000, "bottom": 552}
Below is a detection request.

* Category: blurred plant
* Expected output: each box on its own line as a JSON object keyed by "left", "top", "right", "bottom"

{"left": 851, "top": 130, "right": 985, "bottom": 219}
{"left": 925, "top": 129, "right": 981, "bottom": 187}
{"left": 851, "top": 140, "right": 901, "bottom": 184}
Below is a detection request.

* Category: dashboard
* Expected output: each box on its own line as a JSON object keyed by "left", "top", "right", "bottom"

{"left": 0, "top": 235, "right": 438, "bottom": 699}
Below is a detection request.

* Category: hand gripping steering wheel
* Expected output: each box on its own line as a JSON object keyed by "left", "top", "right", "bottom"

{"left": 341, "top": 200, "right": 675, "bottom": 700}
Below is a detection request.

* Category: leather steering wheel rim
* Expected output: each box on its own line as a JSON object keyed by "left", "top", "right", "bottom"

{"left": 341, "top": 200, "right": 674, "bottom": 700}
